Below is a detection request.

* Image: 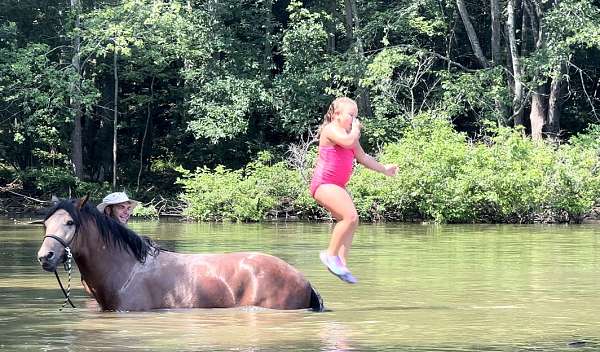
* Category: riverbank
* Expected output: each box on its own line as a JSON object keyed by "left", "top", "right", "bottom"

{"left": 3, "top": 121, "right": 600, "bottom": 224}
{"left": 3, "top": 192, "right": 599, "bottom": 224}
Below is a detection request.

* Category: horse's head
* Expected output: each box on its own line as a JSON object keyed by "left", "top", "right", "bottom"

{"left": 37, "top": 195, "right": 89, "bottom": 272}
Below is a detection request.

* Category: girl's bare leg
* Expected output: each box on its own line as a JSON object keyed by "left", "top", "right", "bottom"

{"left": 338, "top": 234, "right": 354, "bottom": 267}
{"left": 313, "top": 184, "right": 359, "bottom": 266}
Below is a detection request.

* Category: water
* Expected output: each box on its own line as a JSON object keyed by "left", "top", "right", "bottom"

{"left": 1, "top": 219, "right": 599, "bottom": 351}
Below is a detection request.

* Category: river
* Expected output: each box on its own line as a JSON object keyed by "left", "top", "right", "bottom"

{"left": 1, "top": 219, "right": 599, "bottom": 351}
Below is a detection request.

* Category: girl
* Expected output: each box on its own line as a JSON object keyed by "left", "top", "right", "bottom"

{"left": 310, "top": 97, "right": 397, "bottom": 283}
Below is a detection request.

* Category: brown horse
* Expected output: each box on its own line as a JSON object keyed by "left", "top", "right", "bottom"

{"left": 36, "top": 196, "right": 324, "bottom": 312}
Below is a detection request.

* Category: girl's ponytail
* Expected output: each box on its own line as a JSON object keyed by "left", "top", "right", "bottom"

{"left": 323, "top": 102, "right": 336, "bottom": 124}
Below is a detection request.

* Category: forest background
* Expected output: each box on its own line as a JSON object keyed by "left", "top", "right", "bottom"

{"left": 1, "top": 0, "right": 599, "bottom": 223}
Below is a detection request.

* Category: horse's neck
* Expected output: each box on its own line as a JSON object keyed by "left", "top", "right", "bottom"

{"left": 74, "top": 222, "right": 142, "bottom": 303}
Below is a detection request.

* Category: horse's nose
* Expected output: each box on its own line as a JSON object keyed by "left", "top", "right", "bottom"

{"left": 38, "top": 251, "right": 57, "bottom": 272}
{"left": 38, "top": 251, "right": 55, "bottom": 263}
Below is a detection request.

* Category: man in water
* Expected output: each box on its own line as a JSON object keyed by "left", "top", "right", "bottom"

{"left": 96, "top": 192, "right": 138, "bottom": 224}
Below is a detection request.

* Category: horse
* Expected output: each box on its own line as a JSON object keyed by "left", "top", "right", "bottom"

{"left": 36, "top": 196, "right": 324, "bottom": 312}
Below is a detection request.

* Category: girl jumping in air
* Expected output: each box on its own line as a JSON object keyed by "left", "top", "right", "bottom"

{"left": 310, "top": 97, "right": 398, "bottom": 284}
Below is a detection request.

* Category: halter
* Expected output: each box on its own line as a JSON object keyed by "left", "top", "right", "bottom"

{"left": 44, "top": 232, "right": 77, "bottom": 309}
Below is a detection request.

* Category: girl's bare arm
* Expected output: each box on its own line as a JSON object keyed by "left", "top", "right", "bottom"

{"left": 354, "top": 143, "right": 398, "bottom": 176}
{"left": 322, "top": 121, "right": 361, "bottom": 148}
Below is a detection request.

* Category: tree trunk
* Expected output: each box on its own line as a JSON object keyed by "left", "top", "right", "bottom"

{"left": 326, "top": 0, "right": 336, "bottom": 52}
{"left": 344, "top": 0, "right": 354, "bottom": 40}
{"left": 91, "top": 72, "right": 116, "bottom": 182}
{"left": 490, "top": 0, "right": 501, "bottom": 65}
{"left": 521, "top": 4, "right": 529, "bottom": 57}
{"left": 506, "top": 0, "right": 524, "bottom": 127}
{"left": 112, "top": 48, "right": 118, "bottom": 190}
{"left": 137, "top": 76, "right": 154, "bottom": 191}
{"left": 71, "top": 107, "right": 83, "bottom": 178}
{"left": 530, "top": 85, "right": 547, "bottom": 140}
{"left": 344, "top": 0, "right": 372, "bottom": 116}
{"left": 523, "top": 0, "right": 540, "bottom": 48}
{"left": 527, "top": 0, "right": 546, "bottom": 140}
{"left": 456, "top": 0, "right": 488, "bottom": 67}
{"left": 262, "top": 0, "right": 273, "bottom": 75}
{"left": 490, "top": 0, "right": 506, "bottom": 124}
{"left": 547, "top": 61, "right": 566, "bottom": 136}
{"left": 70, "top": 0, "right": 84, "bottom": 179}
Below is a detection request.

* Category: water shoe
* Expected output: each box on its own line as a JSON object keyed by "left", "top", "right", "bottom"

{"left": 319, "top": 251, "right": 357, "bottom": 284}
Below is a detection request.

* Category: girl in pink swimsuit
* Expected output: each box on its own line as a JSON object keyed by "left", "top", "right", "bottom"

{"left": 311, "top": 97, "right": 398, "bottom": 284}
{"left": 310, "top": 145, "right": 355, "bottom": 197}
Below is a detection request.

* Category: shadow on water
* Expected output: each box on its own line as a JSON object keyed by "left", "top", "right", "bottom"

{"left": 1, "top": 287, "right": 599, "bottom": 352}
{"left": 22, "top": 308, "right": 358, "bottom": 351}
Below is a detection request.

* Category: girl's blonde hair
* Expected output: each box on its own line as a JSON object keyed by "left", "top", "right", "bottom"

{"left": 322, "top": 97, "right": 357, "bottom": 125}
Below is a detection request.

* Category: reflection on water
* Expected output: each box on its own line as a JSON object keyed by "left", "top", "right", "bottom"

{"left": 0, "top": 219, "right": 599, "bottom": 351}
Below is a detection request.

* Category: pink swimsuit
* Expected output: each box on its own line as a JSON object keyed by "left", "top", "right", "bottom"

{"left": 310, "top": 145, "right": 355, "bottom": 196}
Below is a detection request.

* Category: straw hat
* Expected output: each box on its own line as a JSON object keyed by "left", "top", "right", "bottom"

{"left": 96, "top": 192, "right": 139, "bottom": 213}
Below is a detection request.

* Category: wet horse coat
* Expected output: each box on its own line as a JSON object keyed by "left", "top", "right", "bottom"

{"left": 36, "top": 197, "right": 324, "bottom": 311}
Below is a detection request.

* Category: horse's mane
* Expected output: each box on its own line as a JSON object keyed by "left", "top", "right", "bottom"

{"left": 45, "top": 200, "right": 160, "bottom": 263}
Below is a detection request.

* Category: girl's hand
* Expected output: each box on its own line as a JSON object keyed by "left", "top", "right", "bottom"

{"left": 383, "top": 164, "right": 398, "bottom": 177}
{"left": 352, "top": 118, "right": 362, "bottom": 131}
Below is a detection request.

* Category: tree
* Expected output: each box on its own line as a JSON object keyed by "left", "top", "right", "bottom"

{"left": 70, "top": 0, "right": 84, "bottom": 178}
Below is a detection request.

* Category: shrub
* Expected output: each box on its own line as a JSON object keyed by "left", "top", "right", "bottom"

{"left": 177, "top": 117, "right": 600, "bottom": 223}
{"left": 131, "top": 203, "right": 159, "bottom": 219}
{"left": 177, "top": 151, "right": 306, "bottom": 221}
{"left": 354, "top": 117, "right": 600, "bottom": 223}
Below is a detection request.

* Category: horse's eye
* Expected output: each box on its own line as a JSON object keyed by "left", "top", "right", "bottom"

{"left": 66, "top": 220, "right": 74, "bottom": 226}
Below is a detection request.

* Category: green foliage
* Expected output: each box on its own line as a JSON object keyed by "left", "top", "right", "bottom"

{"left": 75, "top": 181, "right": 113, "bottom": 200}
{"left": 3, "top": 0, "right": 600, "bottom": 222}
{"left": 351, "top": 115, "right": 475, "bottom": 222}
{"left": 177, "top": 151, "right": 305, "bottom": 221}
{"left": 272, "top": 2, "right": 334, "bottom": 134}
{"left": 361, "top": 47, "right": 418, "bottom": 142}
{"left": 545, "top": 0, "right": 600, "bottom": 54}
{"left": 0, "top": 163, "right": 15, "bottom": 185}
{"left": 352, "top": 118, "right": 600, "bottom": 223}
{"left": 131, "top": 203, "right": 159, "bottom": 219}
{"left": 14, "top": 167, "right": 112, "bottom": 199}
{"left": 439, "top": 67, "right": 509, "bottom": 123}
{"left": 0, "top": 42, "right": 75, "bottom": 166}
{"left": 181, "top": 0, "right": 274, "bottom": 142}
{"left": 362, "top": 0, "right": 447, "bottom": 48}
{"left": 569, "top": 124, "right": 600, "bottom": 150}
{"left": 0, "top": 21, "right": 17, "bottom": 49}
{"left": 178, "top": 119, "right": 599, "bottom": 223}
{"left": 19, "top": 168, "right": 76, "bottom": 195}
{"left": 187, "top": 78, "right": 257, "bottom": 142}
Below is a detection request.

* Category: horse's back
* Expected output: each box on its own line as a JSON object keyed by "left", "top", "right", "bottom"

{"left": 154, "top": 250, "right": 323, "bottom": 310}
{"left": 193, "top": 252, "right": 319, "bottom": 310}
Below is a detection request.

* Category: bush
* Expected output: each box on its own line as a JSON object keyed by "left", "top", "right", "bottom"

{"left": 19, "top": 167, "right": 78, "bottom": 196}
{"left": 131, "top": 203, "right": 159, "bottom": 219}
{"left": 352, "top": 116, "right": 600, "bottom": 223}
{"left": 0, "top": 163, "right": 15, "bottom": 186}
{"left": 177, "top": 117, "right": 600, "bottom": 223}
{"left": 177, "top": 151, "right": 306, "bottom": 221}
{"left": 76, "top": 180, "right": 113, "bottom": 201}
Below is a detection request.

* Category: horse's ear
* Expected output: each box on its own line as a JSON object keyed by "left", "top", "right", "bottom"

{"left": 76, "top": 194, "right": 90, "bottom": 209}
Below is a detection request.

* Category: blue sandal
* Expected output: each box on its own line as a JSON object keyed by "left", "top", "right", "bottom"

{"left": 340, "top": 272, "right": 358, "bottom": 284}
{"left": 319, "top": 251, "right": 358, "bottom": 284}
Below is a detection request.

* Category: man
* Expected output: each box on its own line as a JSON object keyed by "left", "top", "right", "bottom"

{"left": 96, "top": 192, "right": 138, "bottom": 224}
{"left": 82, "top": 192, "right": 139, "bottom": 300}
